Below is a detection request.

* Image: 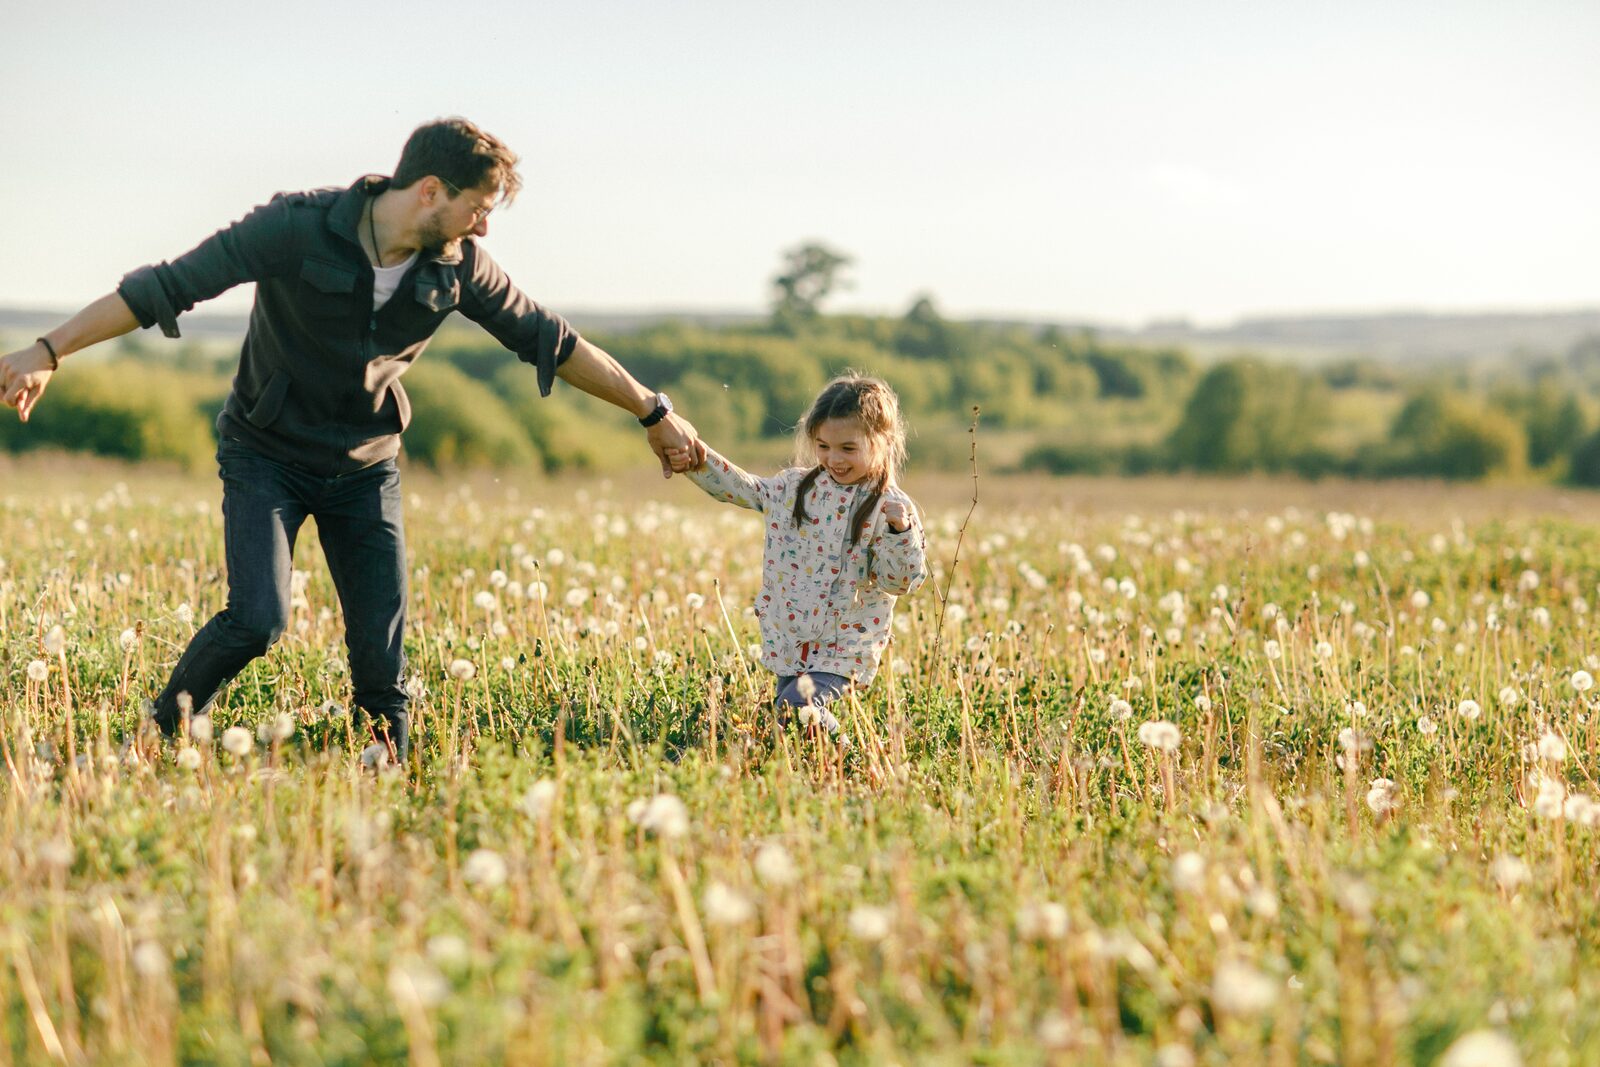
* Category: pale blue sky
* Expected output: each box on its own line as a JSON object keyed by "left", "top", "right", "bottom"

{"left": 4, "top": 0, "right": 1595, "bottom": 326}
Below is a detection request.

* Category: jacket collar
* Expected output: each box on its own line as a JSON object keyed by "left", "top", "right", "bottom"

{"left": 327, "top": 175, "right": 464, "bottom": 266}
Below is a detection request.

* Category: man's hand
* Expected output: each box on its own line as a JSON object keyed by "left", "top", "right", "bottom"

{"left": 883, "top": 499, "right": 912, "bottom": 534}
{"left": 647, "top": 411, "right": 707, "bottom": 478}
{"left": 0, "top": 343, "right": 57, "bottom": 422}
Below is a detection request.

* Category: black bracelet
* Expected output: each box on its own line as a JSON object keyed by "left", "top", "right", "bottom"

{"left": 36, "top": 337, "right": 60, "bottom": 370}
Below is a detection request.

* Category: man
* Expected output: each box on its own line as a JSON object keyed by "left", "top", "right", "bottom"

{"left": 0, "top": 117, "right": 704, "bottom": 761}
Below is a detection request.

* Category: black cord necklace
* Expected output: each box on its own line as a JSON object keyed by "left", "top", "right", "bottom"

{"left": 367, "top": 198, "right": 383, "bottom": 269}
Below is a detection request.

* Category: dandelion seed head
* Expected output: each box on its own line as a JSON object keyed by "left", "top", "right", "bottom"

{"left": 1016, "top": 900, "right": 1070, "bottom": 940}
{"left": 1170, "top": 852, "right": 1206, "bottom": 893}
{"left": 463, "top": 848, "right": 509, "bottom": 889}
{"left": 1109, "top": 699, "right": 1133, "bottom": 722}
{"left": 754, "top": 842, "right": 798, "bottom": 887}
{"left": 1571, "top": 670, "right": 1593, "bottom": 693}
{"left": 131, "top": 941, "right": 168, "bottom": 979}
{"left": 1211, "top": 958, "right": 1278, "bottom": 1016}
{"left": 1366, "top": 778, "right": 1400, "bottom": 816}
{"left": 847, "top": 904, "right": 893, "bottom": 943}
{"left": 449, "top": 659, "right": 477, "bottom": 681}
{"left": 519, "top": 779, "right": 557, "bottom": 820}
{"left": 704, "top": 882, "right": 755, "bottom": 926}
{"left": 26, "top": 660, "right": 48, "bottom": 683}
{"left": 189, "top": 716, "right": 213, "bottom": 744}
{"left": 221, "top": 726, "right": 252, "bottom": 757}
{"left": 1538, "top": 732, "right": 1567, "bottom": 762}
{"left": 1439, "top": 1029, "right": 1523, "bottom": 1067}
{"left": 1137, "top": 720, "right": 1181, "bottom": 752}
{"left": 633, "top": 794, "right": 689, "bottom": 839}
{"left": 1458, "top": 699, "right": 1481, "bottom": 721}
{"left": 387, "top": 957, "right": 448, "bottom": 1008}
{"left": 177, "top": 747, "right": 202, "bottom": 771}
{"left": 119, "top": 629, "right": 138, "bottom": 652}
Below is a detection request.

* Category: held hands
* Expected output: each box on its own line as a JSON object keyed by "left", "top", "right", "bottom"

{"left": 0, "top": 342, "right": 56, "bottom": 421}
{"left": 883, "top": 499, "right": 911, "bottom": 534}
{"left": 647, "top": 411, "right": 707, "bottom": 478}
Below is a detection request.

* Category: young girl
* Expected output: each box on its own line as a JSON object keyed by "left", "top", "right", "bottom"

{"left": 686, "top": 373, "right": 926, "bottom": 734}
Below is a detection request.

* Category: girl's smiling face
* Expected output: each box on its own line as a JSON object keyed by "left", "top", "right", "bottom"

{"left": 813, "top": 417, "right": 876, "bottom": 486}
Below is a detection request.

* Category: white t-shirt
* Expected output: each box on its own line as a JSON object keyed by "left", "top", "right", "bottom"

{"left": 372, "top": 252, "right": 419, "bottom": 311}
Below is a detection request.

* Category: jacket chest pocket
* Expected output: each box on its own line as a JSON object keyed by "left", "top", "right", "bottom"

{"left": 414, "top": 278, "right": 459, "bottom": 314}
{"left": 297, "top": 258, "right": 358, "bottom": 324}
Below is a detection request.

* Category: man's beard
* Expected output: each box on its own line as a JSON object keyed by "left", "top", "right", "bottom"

{"left": 417, "top": 209, "right": 463, "bottom": 257}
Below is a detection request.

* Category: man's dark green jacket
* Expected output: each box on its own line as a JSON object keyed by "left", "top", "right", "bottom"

{"left": 118, "top": 175, "right": 579, "bottom": 475}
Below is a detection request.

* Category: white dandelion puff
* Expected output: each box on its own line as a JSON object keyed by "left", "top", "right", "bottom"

{"left": 1571, "top": 670, "right": 1594, "bottom": 693}
{"left": 449, "top": 659, "right": 477, "bottom": 681}
{"left": 1211, "top": 958, "right": 1278, "bottom": 1016}
{"left": 634, "top": 794, "right": 689, "bottom": 839}
{"left": 754, "top": 842, "right": 798, "bottom": 887}
{"left": 463, "top": 848, "right": 509, "bottom": 889}
{"left": 1170, "top": 852, "right": 1206, "bottom": 894}
{"left": 1490, "top": 855, "right": 1531, "bottom": 893}
{"left": 703, "top": 882, "right": 755, "bottom": 927}
{"left": 221, "top": 726, "right": 252, "bottom": 757}
{"left": 1439, "top": 1029, "right": 1523, "bottom": 1067}
{"left": 26, "top": 660, "right": 49, "bottom": 683}
{"left": 130, "top": 941, "right": 169, "bottom": 979}
{"left": 1366, "top": 778, "right": 1400, "bottom": 816}
{"left": 518, "top": 779, "right": 557, "bottom": 820}
{"left": 1538, "top": 733, "right": 1567, "bottom": 762}
{"left": 1016, "top": 901, "right": 1070, "bottom": 940}
{"left": 1137, "top": 720, "right": 1181, "bottom": 752}
{"left": 847, "top": 905, "right": 893, "bottom": 943}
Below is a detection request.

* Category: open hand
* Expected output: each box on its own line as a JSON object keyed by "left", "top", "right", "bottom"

{"left": 0, "top": 343, "right": 56, "bottom": 422}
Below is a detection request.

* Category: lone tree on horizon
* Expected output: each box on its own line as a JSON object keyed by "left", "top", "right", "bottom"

{"left": 770, "top": 241, "right": 853, "bottom": 333}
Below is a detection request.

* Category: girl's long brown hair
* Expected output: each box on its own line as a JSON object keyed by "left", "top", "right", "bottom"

{"left": 791, "top": 374, "right": 908, "bottom": 546}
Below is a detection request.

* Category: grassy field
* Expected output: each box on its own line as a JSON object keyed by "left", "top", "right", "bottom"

{"left": 2, "top": 454, "right": 1598, "bottom": 1065}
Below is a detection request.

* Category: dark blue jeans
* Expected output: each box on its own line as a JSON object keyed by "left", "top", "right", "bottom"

{"left": 154, "top": 437, "right": 409, "bottom": 756}
{"left": 774, "top": 671, "right": 851, "bottom": 734}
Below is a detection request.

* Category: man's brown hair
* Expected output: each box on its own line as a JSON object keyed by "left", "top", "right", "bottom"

{"left": 393, "top": 117, "right": 522, "bottom": 205}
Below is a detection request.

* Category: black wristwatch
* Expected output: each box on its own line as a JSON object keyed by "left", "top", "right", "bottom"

{"left": 638, "top": 391, "right": 673, "bottom": 428}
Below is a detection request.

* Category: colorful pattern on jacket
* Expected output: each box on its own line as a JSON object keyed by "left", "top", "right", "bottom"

{"left": 687, "top": 447, "right": 927, "bottom": 684}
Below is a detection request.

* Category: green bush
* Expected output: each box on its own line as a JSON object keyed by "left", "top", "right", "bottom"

{"left": 1164, "top": 358, "right": 1327, "bottom": 474}
{"left": 398, "top": 361, "right": 538, "bottom": 469}
{"left": 0, "top": 361, "right": 223, "bottom": 468}
{"left": 1366, "top": 391, "right": 1526, "bottom": 480}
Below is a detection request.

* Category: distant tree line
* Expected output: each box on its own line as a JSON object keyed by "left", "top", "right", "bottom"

{"left": 4, "top": 241, "right": 1599, "bottom": 486}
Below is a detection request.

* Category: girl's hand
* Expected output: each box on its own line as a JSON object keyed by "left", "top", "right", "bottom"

{"left": 883, "top": 499, "right": 911, "bottom": 533}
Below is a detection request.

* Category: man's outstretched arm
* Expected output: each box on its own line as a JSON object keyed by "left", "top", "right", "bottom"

{"left": 0, "top": 293, "right": 141, "bottom": 421}
{"left": 555, "top": 336, "right": 706, "bottom": 478}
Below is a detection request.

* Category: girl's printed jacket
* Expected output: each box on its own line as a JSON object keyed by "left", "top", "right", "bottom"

{"left": 687, "top": 447, "right": 927, "bottom": 684}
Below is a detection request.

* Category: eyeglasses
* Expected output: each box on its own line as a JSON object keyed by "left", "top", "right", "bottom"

{"left": 437, "top": 176, "right": 498, "bottom": 223}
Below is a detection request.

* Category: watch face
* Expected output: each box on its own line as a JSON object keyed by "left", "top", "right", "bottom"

{"left": 658, "top": 392, "right": 673, "bottom": 413}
